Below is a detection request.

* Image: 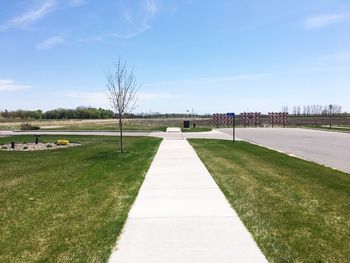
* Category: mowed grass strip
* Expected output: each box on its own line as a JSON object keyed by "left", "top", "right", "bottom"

{"left": 45, "top": 124, "right": 167, "bottom": 132}
{"left": 189, "top": 139, "right": 350, "bottom": 263}
{"left": 0, "top": 135, "right": 161, "bottom": 263}
{"left": 181, "top": 127, "right": 212, "bottom": 132}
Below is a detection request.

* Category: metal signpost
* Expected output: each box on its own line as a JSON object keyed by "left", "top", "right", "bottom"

{"left": 227, "top": 113, "right": 235, "bottom": 142}
{"left": 329, "top": 104, "right": 333, "bottom": 129}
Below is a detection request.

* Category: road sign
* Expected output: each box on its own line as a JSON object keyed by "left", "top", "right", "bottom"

{"left": 227, "top": 112, "right": 235, "bottom": 117}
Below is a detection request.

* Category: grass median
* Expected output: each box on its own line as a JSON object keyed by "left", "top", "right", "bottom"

{"left": 189, "top": 139, "right": 350, "bottom": 262}
{"left": 0, "top": 135, "right": 161, "bottom": 263}
{"left": 181, "top": 127, "right": 212, "bottom": 132}
{"left": 44, "top": 125, "right": 167, "bottom": 132}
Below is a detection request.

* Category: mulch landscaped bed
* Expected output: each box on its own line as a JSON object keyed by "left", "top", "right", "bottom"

{"left": 0, "top": 142, "right": 81, "bottom": 151}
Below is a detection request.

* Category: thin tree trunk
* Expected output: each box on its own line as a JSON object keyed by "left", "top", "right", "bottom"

{"left": 119, "top": 115, "right": 123, "bottom": 153}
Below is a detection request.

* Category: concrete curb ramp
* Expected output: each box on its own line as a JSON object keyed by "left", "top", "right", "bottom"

{"left": 108, "top": 130, "right": 267, "bottom": 263}
{"left": 164, "top": 127, "right": 184, "bottom": 140}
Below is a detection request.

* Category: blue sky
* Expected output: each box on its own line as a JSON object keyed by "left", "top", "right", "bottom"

{"left": 1, "top": 0, "right": 350, "bottom": 114}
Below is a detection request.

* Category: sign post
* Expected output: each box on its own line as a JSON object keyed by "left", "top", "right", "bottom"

{"left": 329, "top": 104, "right": 333, "bottom": 129}
{"left": 227, "top": 113, "right": 235, "bottom": 142}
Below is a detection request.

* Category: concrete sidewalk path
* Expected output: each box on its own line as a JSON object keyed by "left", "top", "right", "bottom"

{"left": 164, "top": 127, "right": 184, "bottom": 140}
{"left": 109, "top": 134, "right": 267, "bottom": 262}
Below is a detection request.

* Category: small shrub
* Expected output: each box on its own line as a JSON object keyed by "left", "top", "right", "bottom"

{"left": 47, "top": 144, "right": 53, "bottom": 148}
{"left": 23, "top": 142, "right": 27, "bottom": 144}
{"left": 20, "top": 123, "right": 40, "bottom": 130}
{"left": 56, "top": 140, "right": 69, "bottom": 146}
{"left": 1, "top": 146, "right": 7, "bottom": 150}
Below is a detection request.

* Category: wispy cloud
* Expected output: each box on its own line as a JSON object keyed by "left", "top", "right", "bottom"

{"left": 117, "top": 0, "right": 159, "bottom": 36}
{"left": 138, "top": 92, "right": 180, "bottom": 100}
{"left": 138, "top": 0, "right": 158, "bottom": 32}
{"left": 111, "top": 32, "right": 139, "bottom": 39}
{"left": 36, "top": 35, "right": 64, "bottom": 50}
{"left": 0, "top": 79, "right": 31, "bottom": 91}
{"left": 78, "top": 36, "right": 103, "bottom": 42}
{"left": 319, "top": 52, "right": 350, "bottom": 62}
{"left": 64, "top": 90, "right": 179, "bottom": 100}
{"left": 79, "top": 0, "right": 159, "bottom": 43}
{"left": 123, "top": 9, "right": 133, "bottom": 24}
{"left": 143, "top": 73, "right": 271, "bottom": 90}
{"left": 63, "top": 90, "right": 178, "bottom": 108}
{"left": 63, "top": 90, "right": 109, "bottom": 107}
{"left": 144, "top": 0, "right": 158, "bottom": 17}
{"left": 67, "top": 0, "right": 86, "bottom": 7}
{"left": 0, "top": 0, "right": 57, "bottom": 32}
{"left": 78, "top": 32, "right": 138, "bottom": 43}
{"left": 303, "top": 13, "right": 350, "bottom": 29}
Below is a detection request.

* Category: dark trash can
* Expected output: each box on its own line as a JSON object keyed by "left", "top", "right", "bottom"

{"left": 183, "top": 120, "right": 190, "bottom": 128}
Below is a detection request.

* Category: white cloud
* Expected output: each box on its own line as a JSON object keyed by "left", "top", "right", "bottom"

{"left": 0, "top": 79, "right": 31, "bottom": 91}
{"left": 0, "top": 0, "right": 57, "bottom": 32}
{"left": 36, "top": 35, "right": 64, "bottom": 50}
{"left": 304, "top": 13, "right": 350, "bottom": 29}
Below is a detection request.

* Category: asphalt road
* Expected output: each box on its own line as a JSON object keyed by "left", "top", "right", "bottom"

{"left": 218, "top": 128, "right": 350, "bottom": 173}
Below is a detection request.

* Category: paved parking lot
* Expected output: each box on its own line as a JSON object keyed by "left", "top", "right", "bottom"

{"left": 218, "top": 128, "right": 350, "bottom": 173}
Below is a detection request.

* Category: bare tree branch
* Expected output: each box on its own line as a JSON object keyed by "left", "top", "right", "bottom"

{"left": 106, "top": 58, "right": 140, "bottom": 153}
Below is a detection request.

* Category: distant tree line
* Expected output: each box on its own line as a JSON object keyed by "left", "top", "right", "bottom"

{"left": 0, "top": 107, "right": 115, "bottom": 120}
{"left": 0, "top": 109, "right": 43, "bottom": 120}
{"left": 282, "top": 104, "right": 344, "bottom": 116}
{"left": 43, "top": 107, "right": 115, "bottom": 119}
{"left": 0, "top": 107, "right": 213, "bottom": 120}
{"left": 129, "top": 113, "right": 212, "bottom": 118}
{"left": 2, "top": 105, "right": 346, "bottom": 120}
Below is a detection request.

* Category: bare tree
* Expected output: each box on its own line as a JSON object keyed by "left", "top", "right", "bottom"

{"left": 282, "top": 106, "right": 289, "bottom": 113}
{"left": 106, "top": 59, "right": 139, "bottom": 153}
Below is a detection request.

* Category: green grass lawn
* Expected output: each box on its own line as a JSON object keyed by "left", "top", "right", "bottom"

{"left": 0, "top": 135, "right": 161, "bottom": 263}
{"left": 0, "top": 120, "right": 167, "bottom": 132}
{"left": 189, "top": 139, "right": 350, "bottom": 263}
{"left": 43, "top": 124, "right": 167, "bottom": 132}
{"left": 181, "top": 127, "right": 212, "bottom": 132}
{"left": 123, "top": 125, "right": 167, "bottom": 132}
